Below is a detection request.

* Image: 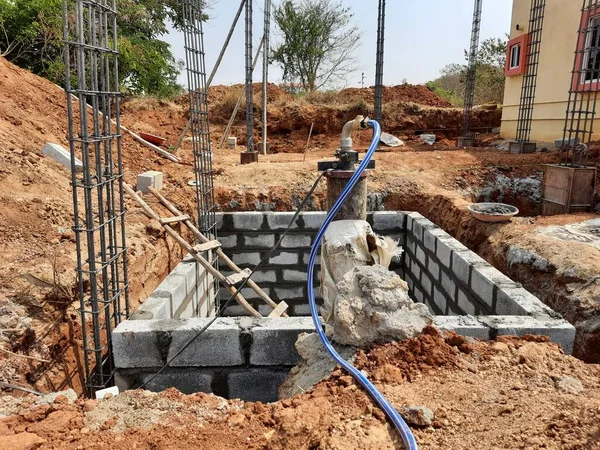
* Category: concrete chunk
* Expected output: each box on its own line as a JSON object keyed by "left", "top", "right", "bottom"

{"left": 137, "top": 170, "right": 163, "bottom": 193}
{"left": 42, "top": 142, "right": 83, "bottom": 172}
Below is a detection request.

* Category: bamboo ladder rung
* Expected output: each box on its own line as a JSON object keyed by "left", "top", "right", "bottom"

{"left": 225, "top": 268, "right": 252, "bottom": 286}
{"left": 193, "top": 241, "right": 221, "bottom": 253}
{"left": 268, "top": 301, "right": 289, "bottom": 318}
{"left": 160, "top": 215, "right": 191, "bottom": 225}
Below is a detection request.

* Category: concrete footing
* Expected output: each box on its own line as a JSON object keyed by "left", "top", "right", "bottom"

{"left": 509, "top": 141, "right": 537, "bottom": 154}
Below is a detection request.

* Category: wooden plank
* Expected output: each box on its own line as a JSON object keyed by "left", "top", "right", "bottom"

{"left": 193, "top": 241, "right": 221, "bottom": 252}
{"left": 267, "top": 302, "right": 289, "bottom": 318}
{"left": 160, "top": 215, "right": 191, "bottom": 225}
{"left": 147, "top": 186, "right": 287, "bottom": 317}
{"left": 226, "top": 268, "right": 252, "bottom": 286}
{"left": 123, "top": 183, "right": 262, "bottom": 317}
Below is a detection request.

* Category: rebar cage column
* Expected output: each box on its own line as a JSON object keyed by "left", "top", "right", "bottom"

{"left": 262, "top": 0, "right": 271, "bottom": 155}
{"left": 62, "top": 0, "right": 130, "bottom": 396}
{"left": 181, "top": 0, "right": 219, "bottom": 307}
{"left": 515, "top": 0, "right": 547, "bottom": 144}
{"left": 462, "top": 0, "right": 483, "bottom": 141}
{"left": 374, "top": 0, "right": 386, "bottom": 123}
{"left": 245, "top": 0, "right": 255, "bottom": 153}
{"left": 561, "top": 0, "right": 600, "bottom": 167}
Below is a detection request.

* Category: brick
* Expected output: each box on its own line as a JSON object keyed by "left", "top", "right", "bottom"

{"left": 405, "top": 236, "right": 416, "bottom": 255}
{"left": 435, "top": 238, "right": 454, "bottom": 268}
{"left": 441, "top": 271, "right": 456, "bottom": 298}
{"left": 112, "top": 321, "right": 168, "bottom": 368}
{"left": 371, "top": 211, "right": 406, "bottom": 231}
{"left": 478, "top": 316, "right": 576, "bottom": 354}
{"left": 409, "top": 258, "right": 421, "bottom": 281}
{"left": 433, "top": 287, "right": 447, "bottom": 313}
{"left": 427, "top": 258, "right": 440, "bottom": 281}
{"left": 132, "top": 370, "right": 213, "bottom": 395}
{"left": 133, "top": 296, "right": 171, "bottom": 320}
{"left": 281, "top": 234, "right": 313, "bottom": 248}
{"left": 152, "top": 274, "right": 189, "bottom": 315}
{"left": 231, "top": 252, "right": 262, "bottom": 266}
{"left": 42, "top": 142, "right": 83, "bottom": 172}
{"left": 266, "top": 212, "right": 300, "bottom": 230}
{"left": 168, "top": 318, "right": 244, "bottom": 367}
{"left": 413, "top": 286, "right": 424, "bottom": 303}
{"left": 244, "top": 234, "right": 276, "bottom": 248}
{"left": 434, "top": 316, "right": 490, "bottom": 340}
{"left": 283, "top": 270, "right": 307, "bottom": 282}
{"left": 136, "top": 170, "right": 163, "bottom": 193}
{"left": 470, "top": 267, "right": 495, "bottom": 308}
{"left": 299, "top": 212, "right": 326, "bottom": 230}
{"left": 270, "top": 252, "right": 299, "bottom": 265}
{"left": 232, "top": 213, "right": 264, "bottom": 231}
{"left": 413, "top": 218, "right": 435, "bottom": 241}
{"left": 423, "top": 230, "right": 437, "bottom": 253}
{"left": 496, "top": 287, "right": 555, "bottom": 317}
{"left": 250, "top": 270, "right": 277, "bottom": 284}
{"left": 405, "top": 212, "right": 423, "bottom": 234}
{"left": 228, "top": 370, "right": 290, "bottom": 403}
{"left": 250, "top": 318, "right": 314, "bottom": 365}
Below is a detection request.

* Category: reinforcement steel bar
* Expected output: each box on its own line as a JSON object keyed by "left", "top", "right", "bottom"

{"left": 515, "top": 0, "right": 547, "bottom": 143}
{"left": 561, "top": 0, "right": 600, "bottom": 167}
{"left": 462, "top": 0, "right": 483, "bottom": 140}
{"left": 374, "top": 0, "right": 386, "bottom": 122}
{"left": 62, "top": 0, "right": 130, "bottom": 397}
{"left": 245, "top": 0, "right": 255, "bottom": 153}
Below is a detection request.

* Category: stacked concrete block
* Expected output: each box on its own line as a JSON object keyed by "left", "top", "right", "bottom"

{"left": 41, "top": 142, "right": 83, "bottom": 172}
{"left": 136, "top": 170, "right": 163, "bottom": 193}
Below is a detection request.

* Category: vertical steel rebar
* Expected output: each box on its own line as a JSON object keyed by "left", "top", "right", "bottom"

{"left": 515, "top": 0, "right": 547, "bottom": 143}
{"left": 262, "top": 0, "right": 271, "bottom": 155}
{"left": 182, "top": 0, "right": 219, "bottom": 309}
{"left": 62, "top": 0, "right": 130, "bottom": 397}
{"left": 562, "top": 0, "right": 600, "bottom": 167}
{"left": 462, "top": 0, "right": 483, "bottom": 140}
{"left": 374, "top": 0, "right": 386, "bottom": 122}
{"left": 245, "top": 0, "right": 254, "bottom": 153}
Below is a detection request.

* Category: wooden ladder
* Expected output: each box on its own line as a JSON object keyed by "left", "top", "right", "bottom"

{"left": 123, "top": 183, "right": 288, "bottom": 318}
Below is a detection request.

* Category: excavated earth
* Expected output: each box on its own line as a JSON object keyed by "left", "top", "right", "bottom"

{"left": 1, "top": 56, "right": 600, "bottom": 448}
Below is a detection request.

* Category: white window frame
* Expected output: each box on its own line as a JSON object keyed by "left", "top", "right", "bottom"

{"left": 509, "top": 43, "right": 521, "bottom": 70}
{"left": 583, "top": 14, "right": 600, "bottom": 84}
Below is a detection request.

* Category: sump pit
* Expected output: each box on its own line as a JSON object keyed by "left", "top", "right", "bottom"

{"left": 112, "top": 211, "right": 575, "bottom": 400}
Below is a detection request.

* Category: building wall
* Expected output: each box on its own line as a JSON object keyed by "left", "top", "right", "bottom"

{"left": 501, "top": 0, "right": 600, "bottom": 142}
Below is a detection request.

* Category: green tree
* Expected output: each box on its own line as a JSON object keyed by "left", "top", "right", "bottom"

{"left": 272, "top": 0, "right": 361, "bottom": 92}
{"left": 0, "top": 0, "right": 189, "bottom": 98}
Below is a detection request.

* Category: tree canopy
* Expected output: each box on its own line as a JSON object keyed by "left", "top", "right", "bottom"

{"left": 0, "top": 0, "right": 188, "bottom": 98}
{"left": 272, "top": 0, "right": 360, "bottom": 92}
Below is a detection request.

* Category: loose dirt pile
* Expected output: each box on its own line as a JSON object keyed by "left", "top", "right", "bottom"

{"left": 1, "top": 329, "right": 599, "bottom": 449}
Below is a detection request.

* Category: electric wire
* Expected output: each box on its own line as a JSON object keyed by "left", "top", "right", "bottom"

{"left": 306, "top": 119, "right": 419, "bottom": 450}
{"left": 136, "top": 169, "right": 330, "bottom": 390}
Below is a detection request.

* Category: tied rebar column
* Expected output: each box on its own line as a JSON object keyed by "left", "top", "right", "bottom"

{"left": 515, "top": 0, "right": 547, "bottom": 144}
{"left": 245, "top": 0, "right": 255, "bottom": 154}
{"left": 262, "top": 0, "right": 271, "bottom": 156}
{"left": 461, "top": 0, "right": 483, "bottom": 144}
{"left": 62, "top": 0, "right": 130, "bottom": 396}
{"left": 374, "top": 0, "right": 386, "bottom": 123}
{"left": 561, "top": 0, "right": 600, "bottom": 167}
{"left": 182, "top": 0, "right": 219, "bottom": 307}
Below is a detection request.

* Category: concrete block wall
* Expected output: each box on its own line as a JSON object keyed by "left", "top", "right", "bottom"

{"left": 131, "top": 256, "right": 216, "bottom": 320}
{"left": 216, "top": 212, "right": 405, "bottom": 316}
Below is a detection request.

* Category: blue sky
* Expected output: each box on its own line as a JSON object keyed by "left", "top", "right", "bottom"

{"left": 163, "top": 0, "right": 513, "bottom": 88}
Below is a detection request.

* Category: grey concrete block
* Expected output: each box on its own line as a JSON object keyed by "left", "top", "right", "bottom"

{"left": 233, "top": 213, "right": 265, "bottom": 231}
{"left": 42, "top": 142, "right": 83, "bottom": 172}
{"left": 250, "top": 318, "right": 314, "bottom": 365}
{"left": 496, "top": 287, "right": 556, "bottom": 317}
{"left": 167, "top": 318, "right": 244, "bottom": 367}
{"left": 266, "top": 212, "right": 300, "bottom": 230}
{"left": 457, "top": 289, "right": 477, "bottom": 316}
{"left": 299, "top": 212, "right": 326, "bottom": 230}
{"left": 283, "top": 270, "right": 307, "bottom": 282}
{"left": 372, "top": 211, "right": 406, "bottom": 231}
{"left": 416, "top": 246, "right": 426, "bottom": 266}
{"left": 135, "top": 370, "right": 213, "bottom": 395}
{"left": 433, "top": 287, "right": 447, "bottom": 313}
{"left": 222, "top": 305, "right": 248, "bottom": 317}
{"left": 245, "top": 234, "right": 276, "bottom": 248}
{"left": 274, "top": 286, "right": 304, "bottom": 300}
{"left": 214, "top": 213, "right": 224, "bottom": 232}
{"left": 281, "top": 234, "right": 313, "bottom": 248}
{"left": 413, "top": 219, "right": 434, "bottom": 241}
{"left": 232, "top": 252, "right": 262, "bottom": 266}
{"left": 228, "top": 369, "right": 290, "bottom": 403}
{"left": 292, "top": 304, "right": 312, "bottom": 316}
{"left": 270, "top": 252, "right": 299, "bottom": 265}
{"left": 421, "top": 272, "right": 433, "bottom": 297}
{"left": 153, "top": 274, "right": 189, "bottom": 315}
{"left": 132, "top": 296, "right": 171, "bottom": 320}
{"left": 434, "top": 316, "right": 490, "bottom": 340}
{"left": 405, "top": 212, "right": 424, "bottom": 233}
{"left": 303, "top": 253, "right": 320, "bottom": 265}
{"left": 470, "top": 266, "right": 495, "bottom": 308}
{"left": 452, "top": 250, "right": 486, "bottom": 286}
{"left": 137, "top": 170, "right": 163, "bottom": 193}
{"left": 217, "top": 234, "right": 238, "bottom": 248}
{"left": 423, "top": 230, "right": 437, "bottom": 253}
{"left": 410, "top": 261, "right": 421, "bottom": 285}
{"left": 250, "top": 270, "right": 277, "bottom": 284}
{"left": 427, "top": 258, "right": 441, "bottom": 281}
{"left": 413, "top": 286, "right": 424, "bottom": 304}
{"left": 478, "top": 316, "right": 576, "bottom": 354}
{"left": 435, "top": 237, "right": 454, "bottom": 269}
{"left": 112, "top": 320, "right": 166, "bottom": 368}
{"left": 441, "top": 271, "right": 456, "bottom": 299}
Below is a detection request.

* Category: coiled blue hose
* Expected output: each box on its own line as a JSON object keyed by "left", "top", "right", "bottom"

{"left": 306, "top": 120, "right": 419, "bottom": 450}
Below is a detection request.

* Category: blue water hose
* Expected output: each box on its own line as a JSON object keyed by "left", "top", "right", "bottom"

{"left": 306, "top": 120, "right": 419, "bottom": 450}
